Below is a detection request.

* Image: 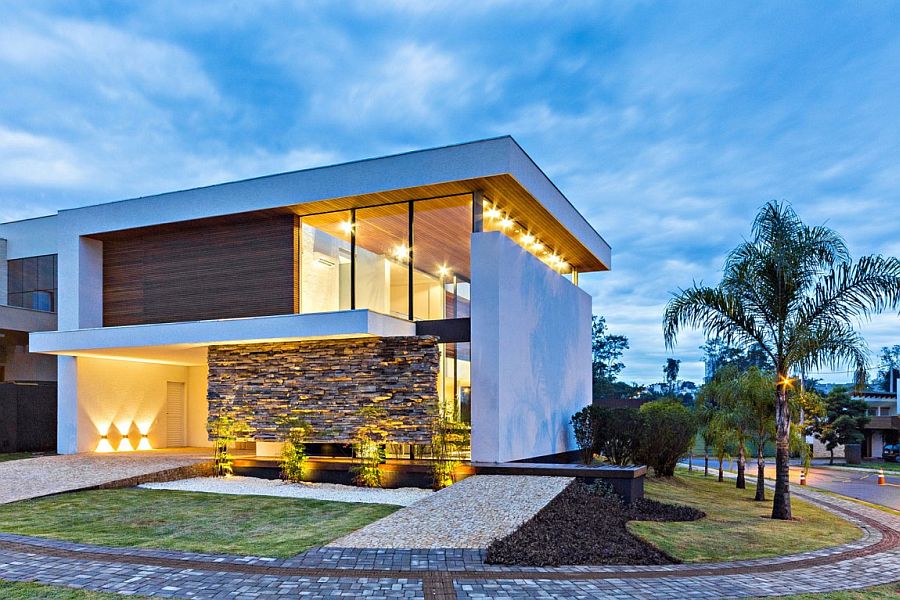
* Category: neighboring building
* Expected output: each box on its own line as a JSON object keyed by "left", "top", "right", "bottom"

{"left": 807, "top": 387, "right": 900, "bottom": 460}
{"left": 855, "top": 389, "right": 900, "bottom": 459}
{"left": 0, "top": 232, "right": 59, "bottom": 452}
{"left": 1, "top": 137, "right": 610, "bottom": 463}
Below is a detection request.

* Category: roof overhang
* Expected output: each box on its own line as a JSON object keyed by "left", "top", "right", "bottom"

{"left": 29, "top": 310, "right": 415, "bottom": 366}
{"left": 64, "top": 137, "right": 610, "bottom": 272}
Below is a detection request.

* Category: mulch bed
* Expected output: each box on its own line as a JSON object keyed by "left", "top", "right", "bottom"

{"left": 485, "top": 480, "right": 705, "bottom": 566}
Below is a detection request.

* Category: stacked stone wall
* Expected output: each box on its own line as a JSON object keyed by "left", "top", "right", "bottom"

{"left": 206, "top": 336, "right": 440, "bottom": 443}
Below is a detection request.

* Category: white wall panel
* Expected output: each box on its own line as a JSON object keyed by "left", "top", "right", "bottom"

{"left": 471, "top": 232, "right": 592, "bottom": 462}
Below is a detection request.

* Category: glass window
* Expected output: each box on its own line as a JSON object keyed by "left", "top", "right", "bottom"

{"left": 7, "top": 260, "right": 23, "bottom": 294}
{"left": 356, "top": 203, "right": 410, "bottom": 319}
{"left": 300, "top": 211, "right": 352, "bottom": 314}
{"left": 412, "top": 196, "right": 472, "bottom": 321}
{"left": 439, "top": 342, "right": 471, "bottom": 423}
{"left": 7, "top": 255, "right": 57, "bottom": 312}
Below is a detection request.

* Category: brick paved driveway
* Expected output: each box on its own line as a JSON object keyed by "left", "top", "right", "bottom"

{"left": 0, "top": 449, "right": 212, "bottom": 504}
{"left": 0, "top": 485, "right": 897, "bottom": 598}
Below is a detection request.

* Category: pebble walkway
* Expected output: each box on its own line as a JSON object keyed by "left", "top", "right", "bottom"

{"left": 329, "top": 475, "right": 572, "bottom": 548}
{"left": 0, "top": 485, "right": 897, "bottom": 598}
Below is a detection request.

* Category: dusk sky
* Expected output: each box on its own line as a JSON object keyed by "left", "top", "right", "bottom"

{"left": 2, "top": 2, "right": 899, "bottom": 384}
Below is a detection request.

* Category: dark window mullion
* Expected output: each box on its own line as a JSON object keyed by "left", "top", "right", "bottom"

{"left": 350, "top": 208, "right": 357, "bottom": 310}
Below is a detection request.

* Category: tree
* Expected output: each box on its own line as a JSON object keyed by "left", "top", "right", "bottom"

{"left": 878, "top": 345, "right": 900, "bottom": 393}
{"left": 592, "top": 316, "right": 630, "bottom": 398}
{"left": 636, "top": 399, "right": 697, "bottom": 477}
{"left": 664, "top": 358, "right": 681, "bottom": 395}
{"left": 735, "top": 367, "right": 777, "bottom": 501}
{"left": 811, "top": 387, "right": 871, "bottom": 464}
{"left": 663, "top": 201, "right": 900, "bottom": 519}
{"left": 701, "top": 339, "right": 772, "bottom": 380}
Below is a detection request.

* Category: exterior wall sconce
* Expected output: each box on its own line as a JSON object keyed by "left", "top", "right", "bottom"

{"left": 96, "top": 434, "right": 114, "bottom": 453}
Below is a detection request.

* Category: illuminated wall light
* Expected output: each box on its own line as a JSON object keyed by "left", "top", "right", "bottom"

{"left": 137, "top": 433, "right": 152, "bottom": 451}
{"left": 116, "top": 432, "right": 134, "bottom": 452}
{"left": 339, "top": 220, "right": 354, "bottom": 235}
{"left": 485, "top": 208, "right": 501, "bottom": 220}
{"left": 532, "top": 242, "right": 544, "bottom": 252}
{"left": 391, "top": 244, "right": 409, "bottom": 262}
{"left": 521, "top": 233, "right": 535, "bottom": 245}
{"left": 437, "top": 265, "right": 451, "bottom": 278}
{"left": 96, "top": 434, "right": 114, "bottom": 453}
{"left": 499, "top": 216, "right": 514, "bottom": 230}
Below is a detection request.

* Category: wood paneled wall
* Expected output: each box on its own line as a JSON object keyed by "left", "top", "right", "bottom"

{"left": 103, "top": 215, "right": 298, "bottom": 326}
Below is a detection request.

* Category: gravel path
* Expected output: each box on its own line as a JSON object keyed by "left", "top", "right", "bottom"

{"left": 0, "top": 449, "right": 212, "bottom": 504}
{"left": 140, "top": 476, "right": 432, "bottom": 506}
{"left": 328, "top": 475, "right": 571, "bottom": 549}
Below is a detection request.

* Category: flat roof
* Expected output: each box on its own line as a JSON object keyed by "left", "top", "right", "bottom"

{"left": 4, "top": 137, "right": 611, "bottom": 271}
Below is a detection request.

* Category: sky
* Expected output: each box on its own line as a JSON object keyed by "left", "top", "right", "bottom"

{"left": 2, "top": 1, "right": 900, "bottom": 385}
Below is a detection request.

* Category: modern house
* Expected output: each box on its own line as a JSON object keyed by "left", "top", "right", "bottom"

{"left": 1, "top": 137, "right": 609, "bottom": 464}
{"left": 855, "top": 389, "right": 900, "bottom": 459}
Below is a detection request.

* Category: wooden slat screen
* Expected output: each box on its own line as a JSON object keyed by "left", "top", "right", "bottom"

{"left": 103, "top": 215, "right": 298, "bottom": 326}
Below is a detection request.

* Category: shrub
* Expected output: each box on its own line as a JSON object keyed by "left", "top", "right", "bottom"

{"left": 592, "top": 406, "right": 641, "bottom": 466}
{"left": 209, "top": 415, "right": 249, "bottom": 478}
{"left": 350, "top": 405, "right": 396, "bottom": 488}
{"left": 279, "top": 417, "right": 313, "bottom": 483}
{"left": 431, "top": 418, "right": 471, "bottom": 490}
{"left": 636, "top": 400, "right": 697, "bottom": 477}
{"left": 571, "top": 407, "right": 595, "bottom": 464}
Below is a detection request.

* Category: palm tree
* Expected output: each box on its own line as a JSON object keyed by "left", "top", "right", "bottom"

{"left": 664, "top": 201, "right": 900, "bottom": 519}
{"left": 735, "top": 367, "right": 776, "bottom": 501}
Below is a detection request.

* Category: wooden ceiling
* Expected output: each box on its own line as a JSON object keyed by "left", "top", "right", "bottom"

{"left": 282, "top": 174, "right": 608, "bottom": 273}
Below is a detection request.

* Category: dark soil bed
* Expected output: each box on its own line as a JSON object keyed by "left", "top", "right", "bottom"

{"left": 485, "top": 480, "right": 705, "bottom": 566}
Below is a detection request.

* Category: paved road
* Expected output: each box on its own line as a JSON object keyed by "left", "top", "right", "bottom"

{"left": 683, "top": 456, "right": 900, "bottom": 510}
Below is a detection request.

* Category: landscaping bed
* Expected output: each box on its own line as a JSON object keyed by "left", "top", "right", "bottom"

{"left": 485, "top": 480, "right": 704, "bottom": 566}
{"left": 0, "top": 488, "right": 399, "bottom": 557}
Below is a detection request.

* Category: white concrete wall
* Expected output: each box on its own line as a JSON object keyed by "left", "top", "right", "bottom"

{"left": 58, "top": 356, "right": 196, "bottom": 453}
{"left": 470, "top": 231, "right": 592, "bottom": 462}
{"left": 0, "top": 215, "right": 58, "bottom": 259}
{"left": 187, "top": 362, "right": 212, "bottom": 448}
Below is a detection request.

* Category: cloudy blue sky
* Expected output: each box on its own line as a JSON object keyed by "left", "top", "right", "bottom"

{"left": 2, "top": 1, "right": 899, "bottom": 384}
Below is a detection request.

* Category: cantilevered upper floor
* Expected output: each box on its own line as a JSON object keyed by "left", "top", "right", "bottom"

{"left": 3, "top": 136, "right": 610, "bottom": 344}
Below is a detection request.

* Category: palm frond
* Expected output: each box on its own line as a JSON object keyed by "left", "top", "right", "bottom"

{"left": 663, "top": 285, "right": 773, "bottom": 361}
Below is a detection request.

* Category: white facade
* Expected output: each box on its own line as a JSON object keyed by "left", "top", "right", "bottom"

{"left": 471, "top": 232, "right": 592, "bottom": 462}
{"left": 2, "top": 137, "right": 610, "bottom": 461}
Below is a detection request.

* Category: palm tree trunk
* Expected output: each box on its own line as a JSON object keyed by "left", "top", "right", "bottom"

{"left": 704, "top": 445, "right": 709, "bottom": 476}
{"left": 718, "top": 457, "right": 724, "bottom": 482}
{"left": 772, "top": 385, "right": 792, "bottom": 520}
{"left": 736, "top": 443, "right": 746, "bottom": 489}
{"left": 755, "top": 444, "right": 766, "bottom": 501}
{"left": 829, "top": 449, "right": 834, "bottom": 465}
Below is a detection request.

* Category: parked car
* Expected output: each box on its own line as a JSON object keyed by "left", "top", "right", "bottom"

{"left": 883, "top": 444, "right": 900, "bottom": 463}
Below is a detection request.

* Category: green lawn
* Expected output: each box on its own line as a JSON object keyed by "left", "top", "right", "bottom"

{"left": 0, "top": 452, "right": 52, "bottom": 463}
{"left": 754, "top": 583, "right": 900, "bottom": 599}
{"left": 628, "top": 469, "right": 862, "bottom": 563}
{"left": 0, "top": 488, "right": 398, "bottom": 558}
{"left": 0, "top": 582, "right": 119, "bottom": 599}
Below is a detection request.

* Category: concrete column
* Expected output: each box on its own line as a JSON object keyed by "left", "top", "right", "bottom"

{"left": 57, "top": 234, "right": 103, "bottom": 330}
{"left": 57, "top": 355, "right": 79, "bottom": 454}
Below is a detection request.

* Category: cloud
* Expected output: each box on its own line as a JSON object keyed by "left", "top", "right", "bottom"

{"left": 2, "top": 2, "right": 900, "bottom": 385}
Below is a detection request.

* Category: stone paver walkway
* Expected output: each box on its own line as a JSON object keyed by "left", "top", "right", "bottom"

{"left": 0, "top": 484, "right": 897, "bottom": 598}
{"left": 329, "top": 475, "right": 571, "bottom": 548}
{"left": 0, "top": 449, "right": 212, "bottom": 504}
